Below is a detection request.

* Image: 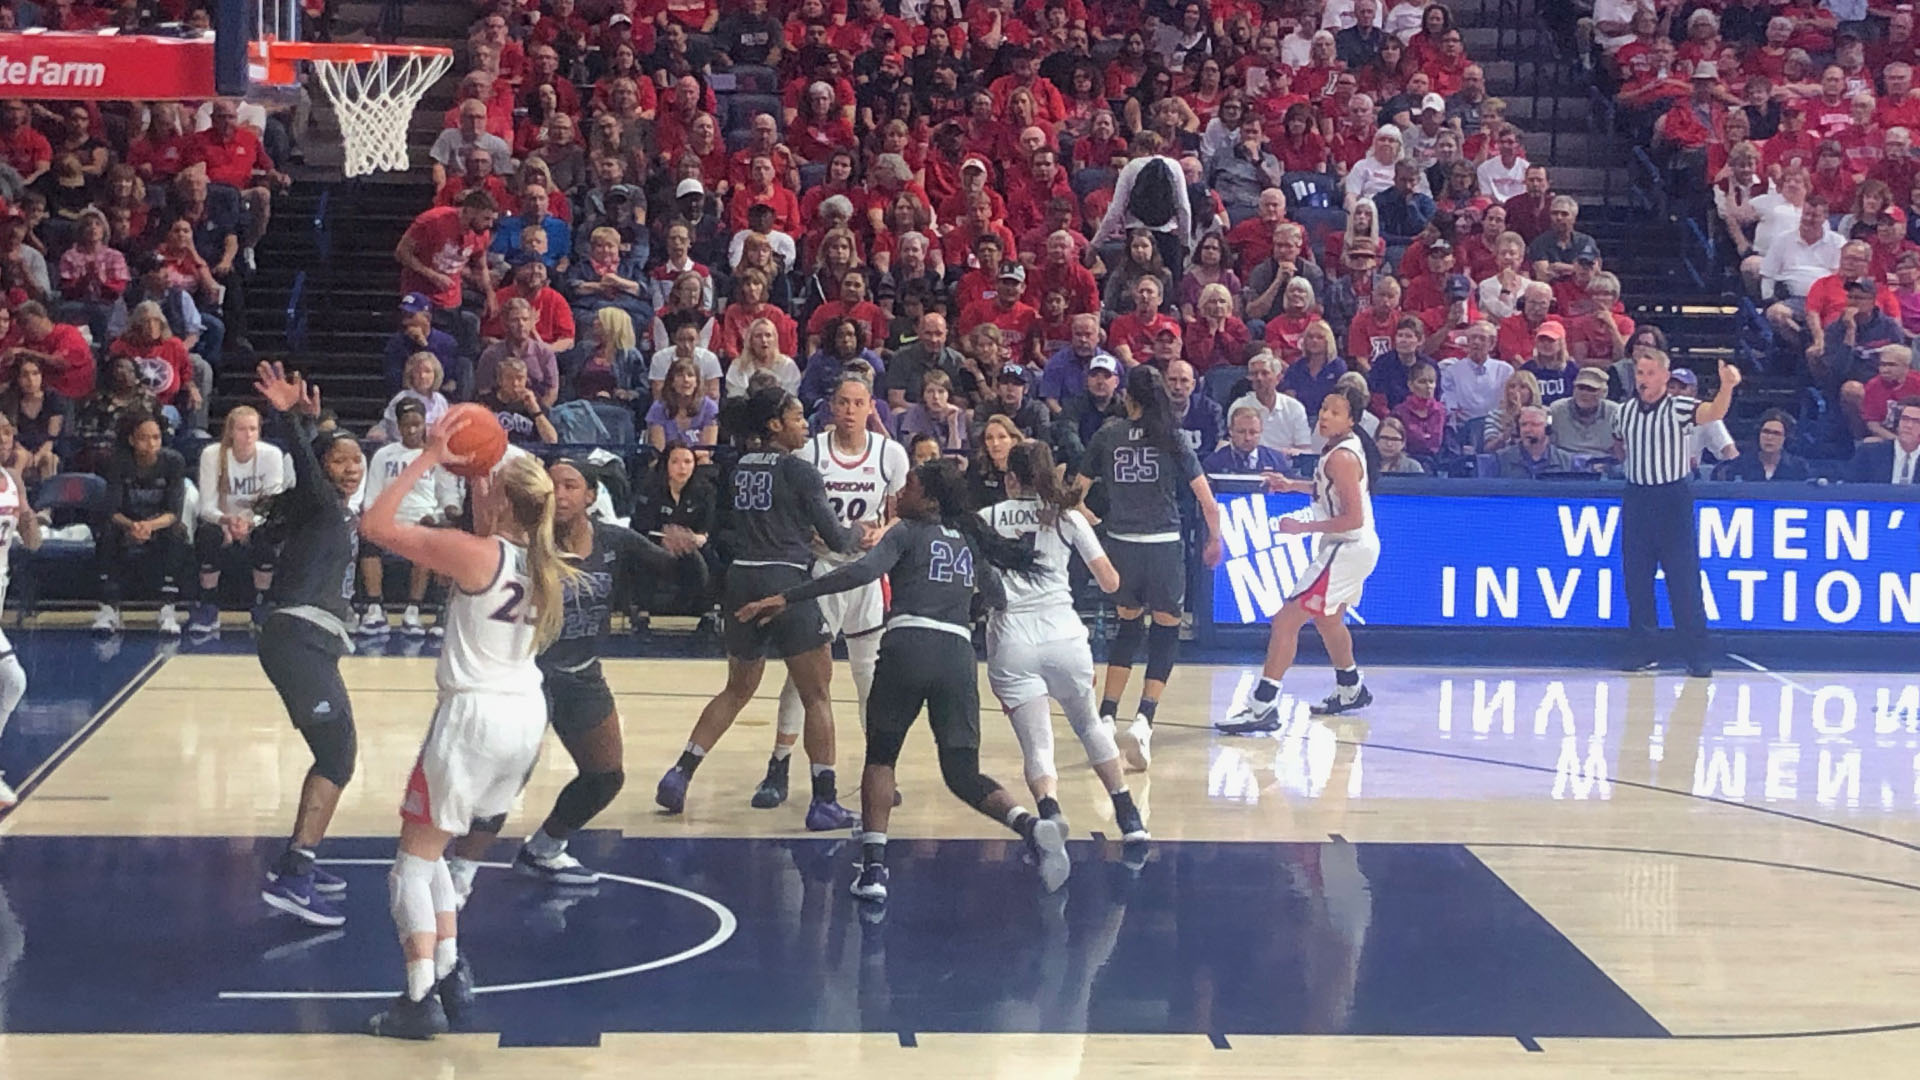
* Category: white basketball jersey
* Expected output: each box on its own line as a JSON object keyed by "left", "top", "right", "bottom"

{"left": 808, "top": 430, "right": 908, "bottom": 565}
{"left": 982, "top": 498, "right": 1106, "bottom": 644}
{"left": 0, "top": 475, "right": 18, "bottom": 606}
{"left": 436, "top": 537, "right": 543, "bottom": 694}
{"left": 1311, "top": 434, "right": 1376, "bottom": 544}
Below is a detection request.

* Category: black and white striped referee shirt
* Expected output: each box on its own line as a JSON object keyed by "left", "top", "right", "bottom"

{"left": 1613, "top": 393, "right": 1699, "bottom": 486}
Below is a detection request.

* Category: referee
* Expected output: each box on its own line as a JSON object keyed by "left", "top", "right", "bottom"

{"left": 1612, "top": 350, "right": 1742, "bottom": 678}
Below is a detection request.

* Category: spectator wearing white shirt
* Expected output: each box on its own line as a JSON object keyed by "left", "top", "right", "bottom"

{"left": 1228, "top": 351, "right": 1315, "bottom": 457}
{"left": 1476, "top": 129, "right": 1530, "bottom": 202}
{"left": 1760, "top": 195, "right": 1846, "bottom": 345}
{"left": 1746, "top": 168, "right": 1809, "bottom": 266}
{"left": 1439, "top": 320, "right": 1514, "bottom": 442}
{"left": 1344, "top": 126, "right": 1406, "bottom": 209}
{"left": 1384, "top": 0, "right": 1425, "bottom": 41}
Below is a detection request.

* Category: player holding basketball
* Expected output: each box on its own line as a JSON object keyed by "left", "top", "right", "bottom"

{"left": 1076, "top": 365, "right": 1224, "bottom": 770}
{"left": 361, "top": 412, "right": 575, "bottom": 1039}
{"left": 251, "top": 363, "right": 366, "bottom": 927}
{"left": 737, "top": 459, "right": 1056, "bottom": 901}
{"left": 753, "top": 371, "right": 907, "bottom": 809}
{"left": 448, "top": 458, "right": 704, "bottom": 890}
{"left": 1218, "top": 383, "right": 1381, "bottom": 733}
{"left": 0, "top": 463, "right": 42, "bottom": 811}
{"left": 983, "top": 441, "right": 1148, "bottom": 842}
{"left": 656, "top": 386, "right": 870, "bottom": 828}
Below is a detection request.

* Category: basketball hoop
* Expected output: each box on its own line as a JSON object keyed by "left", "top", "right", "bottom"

{"left": 257, "top": 41, "right": 453, "bottom": 177}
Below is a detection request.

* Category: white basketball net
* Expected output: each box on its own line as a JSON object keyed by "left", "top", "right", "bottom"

{"left": 309, "top": 50, "right": 453, "bottom": 177}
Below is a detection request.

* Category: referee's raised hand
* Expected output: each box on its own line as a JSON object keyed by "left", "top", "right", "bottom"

{"left": 1718, "top": 359, "right": 1743, "bottom": 393}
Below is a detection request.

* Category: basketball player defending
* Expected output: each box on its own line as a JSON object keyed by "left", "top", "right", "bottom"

{"left": 1218, "top": 385, "right": 1380, "bottom": 733}
{"left": 361, "top": 416, "right": 576, "bottom": 1039}
{"left": 0, "top": 465, "right": 42, "bottom": 810}
{"left": 754, "top": 373, "right": 907, "bottom": 808}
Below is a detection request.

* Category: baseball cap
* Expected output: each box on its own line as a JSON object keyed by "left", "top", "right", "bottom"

{"left": 1534, "top": 320, "right": 1566, "bottom": 342}
{"left": 1421, "top": 92, "right": 1446, "bottom": 114}
{"left": 1443, "top": 273, "right": 1473, "bottom": 301}
{"left": 1844, "top": 277, "right": 1878, "bottom": 296}
{"left": 1890, "top": 206, "right": 1909, "bottom": 224}
{"left": 1089, "top": 355, "right": 1120, "bottom": 375}
{"left": 999, "top": 263, "right": 1026, "bottom": 282}
{"left": 1154, "top": 322, "right": 1183, "bottom": 340}
{"left": 1574, "top": 367, "right": 1609, "bottom": 389}
{"left": 962, "top": 156, "right": 990, "bottom": 173}
{"left": 998, "top": 363, "right": 1027, "bottom": 382}
{"left": 675, "top": 178, "right": 705, "bottom": 198}
{"left": 1692, "top": 60, "right": 1719, "bottom": 80}
{"left": 400, "top": 292, "right": 432, "bottom": 313}
{"left": 1669, "top": 368, "right": 1699, "bottom": 389}
{"left": 1575, "top": 250, "right": 1599, "bottom": 266}
{"left": 1427, "top": 238, "right": 1453, "bottom": 255}
{"left": 393, "top": 398, "right": 426, "bottom": 419}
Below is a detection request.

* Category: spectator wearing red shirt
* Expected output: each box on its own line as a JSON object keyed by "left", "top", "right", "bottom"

{"left": 1005, "top": 147, "right": 1079, "bottom": 239}
{"left": 653, "top": 76, "right": 714, "bottom": 164}
{"left": 1421, "top": 27, "right": 1470, "bottom": 96}
{"left": 1226, "top": 190, "right": 1291, "bottom": 275}
{"left": 7, "top": 302, "right": 95, "bottom": 399}
{"left": 989, "top": 47, "right": 1069, "bottom": 125}
{"left": 480, "top": 260, "right": 577, "bottom": 351}
{"left": 1496, "top": 285, "right": 1563, "bottom": 362}
{"left": 729, "top": 154, "right": 804, "bottom": 234}
{"left": 1502, "top": 165, "right": 1556, "bottom": 241}
{"left": 657, "top": 0, "right": 719, "bottom": 32}
{"left": 787, "top": 81, "right": 858, "bottom": 164}
{"left": 0, "top": 100, "right": 51, "bottom": 186}
{"left": 1183, "top": 281, "right": 1250, "bottom": 374}
{"left": 110, "top": 303, "right": 198, "bottom": 418}
{"left": 1870, "top": 127, "right": 1920, "bottom": 201}
{"left": 521, "top": 44, "right": 581, "bottom": 116}
{"left": 1860, "top": 344, "right": 1920, "bottom": 438}
{"left": 1346, "top": 275, "right": 1405, "bottom": 363}
{"left": 833, "top": 0, "right": 910, "bottom": 52}
{"left": 715, "top": 267, "right": 799, "bottom": 359}
{"left": 1616, "top": 39, "right": 1690, "bottom": 120}
{"left": 395, "top": 191, "right": 500, "bottom": 357}
{"left": 943, "top": 196, "right": 1021, "bottom": 274}
{"left": 435, "top": 147, "right": 516, "bottom": 214}
{"left": 1878, "top": 62, "right": 1920, "bottom": 131}
{"left": 959, "top": 265, "right": 1042, "bottom": 360}
{"left": 1107, "top": 276, "right": 1182, "bottom": 366}
{"left": 807, "top": 268, "right": 890, "bottom": 350}
{"left": 1027, "top": 230, "right": 1100, "bottom": 317}
{"left": 1804, "top": 66, "right": 1856, "bottom": 141}
{"left": 127, "top": 103, "right": 190, "bottom": 188}
{"left": 184, "top": 99, "right": 287, "bottom": 271}
{"left": 800, "top": 150, "right": 865, "bottom": 231}
{"left": 729, "top": 113, "right": 798, "bottom": 193}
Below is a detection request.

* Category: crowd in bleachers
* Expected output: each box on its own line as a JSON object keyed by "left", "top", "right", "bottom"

{"left": 0, "top": 3, "right": 303, "bottom": 633}
{"left": 1611, "top": 0, "right": 1920, "bottom": 479}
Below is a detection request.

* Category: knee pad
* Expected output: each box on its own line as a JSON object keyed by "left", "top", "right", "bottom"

{"left": 427, "top": 857, "right": 457, "bottom": 916}
{"left": 0, "top": 653, "right": 25, "bottom": 726}
{"left": 774, "top": 676, "right": 805, "bottom": 738}
{"left": 468, "top": 813, "right": 509, "bottom": 835}
{"left": 1063, "top": 694, "right": 1120, "bottom": 766}
{"left": 301, "top": 720, "right": 357, "bottom": 788}
{"left": 937, "top": 745, "right": 1002, "bottom": 811}
{"left": 1108, "top": 617, "right": 1147, "bottom": 670}
{"left": 864, "top": 725, "right": 907, "bottom": 769}
{"left": 1145, "top": 622, "right": 1181, "bottom": 684}
{"left": 387, "top": 851, "right": 439, "bottom": 935}
{"left": 552, "top": 770, "right": 625, "bottom": 831}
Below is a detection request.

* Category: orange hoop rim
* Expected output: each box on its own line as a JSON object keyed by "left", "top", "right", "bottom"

{"left": 252, "top": 39, "right": 453, "bottom": 86}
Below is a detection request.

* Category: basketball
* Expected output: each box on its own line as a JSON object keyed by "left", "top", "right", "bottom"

{"left": 441, "top": 402, "right": 508, "bottom": 479}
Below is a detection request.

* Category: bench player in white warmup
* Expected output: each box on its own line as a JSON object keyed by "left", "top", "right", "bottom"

{"left": 754, "top": 372, "right": 907, "bottom": 808}
{"left": 1219, "top": 383, "right": 1381, "bottom": 733}
{"left": 0, "top": 465, "right": 42, "bottom": 809}
{"left": 359, "top": 418, "right": 576, "bottom": 1040}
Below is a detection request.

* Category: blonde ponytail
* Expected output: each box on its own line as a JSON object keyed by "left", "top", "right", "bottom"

{"left": 217, "top": 405, "right": 260, "bottom": 512}
{"left": 498, "top": 453, "right": 579, "bottom": 651}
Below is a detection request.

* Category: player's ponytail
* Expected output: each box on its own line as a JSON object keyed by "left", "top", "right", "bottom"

{"left": 719, "top": 386, "right": 796, "bottom": 448}
{"left": 1005, "top": 439, "right": 1080, "bottom": 527}
{"left": 498, "top": 452, "right": 580, "bottom": 650}
{"left": 1124, "top": 364, "right": 1180, "bottom": 453}
{"left": 1333, "top": 383, "right": 1381, "bottom": 492}
{"left": 915, "top": 458, "right": 1044, "bottom": 580}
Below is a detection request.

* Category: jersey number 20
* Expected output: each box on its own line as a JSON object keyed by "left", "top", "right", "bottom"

{"left": 927, "top": 539, "right": 974, "bottom": 587}
{"left": 1113, "top": 446, "right": 1160, "bottom": 483}
{"left": 733, "top": 470, "right": 774, "bottom": 511}
{"left": 827, "top": 496, "right": 868, "bottom": 524}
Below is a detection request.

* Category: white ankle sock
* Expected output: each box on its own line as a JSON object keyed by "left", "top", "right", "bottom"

{"left": 406, "top": 958, "right": 436, "bottom": 1001}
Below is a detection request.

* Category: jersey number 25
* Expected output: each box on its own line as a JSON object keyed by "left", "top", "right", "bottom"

{"left": 1113, "top": 446, "right": 1160, "bottom": 483}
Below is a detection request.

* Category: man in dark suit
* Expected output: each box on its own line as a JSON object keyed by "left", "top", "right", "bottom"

{"left": 1847, "top": 396, "right": 1920, "bottom": 483}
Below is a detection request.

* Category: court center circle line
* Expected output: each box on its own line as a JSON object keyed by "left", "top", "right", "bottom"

{"left": 218, "top": 859, "right": 737, "bottom": 1001}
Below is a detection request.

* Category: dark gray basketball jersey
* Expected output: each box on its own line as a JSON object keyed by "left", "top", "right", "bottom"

{"left": 1077, "top": 417, "right": 1202, "bottom": 539}
{"left": 726, "top": 449, "right": 858, "bottom": 567}
{"left": 785, "top": 519, "right": 1004, "bottom": 637}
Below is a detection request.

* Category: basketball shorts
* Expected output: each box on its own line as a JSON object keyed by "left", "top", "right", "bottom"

{"left": 868, "top": 627, "right": 981, "bottom": 751}
{"left": 258, "top": 612, "right": 353, "bottom": 730}
{"left": 543, "top": 663, "right": 615, "bottom": 740}
{"left": 1105, "top": 537, "right": 1187, "bottom": 613}
{"left": 401, "top": 688, "right": 547, "bottom": 835}
{"left": 986, "top": 624, "right": 1096, "bottom": 710}
{"left": 723, "top": 563, "right": 830, "bottom": 661}
{"left": 812, "top": 558, "right": 885, "bottom": 639}
{"left": 1286, "top": 536, "right": 1381, "bottom": 616}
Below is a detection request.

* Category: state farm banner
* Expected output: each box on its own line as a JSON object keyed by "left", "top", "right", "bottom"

{"left": 0, "top": 32, "right": 216, "bottom": 99}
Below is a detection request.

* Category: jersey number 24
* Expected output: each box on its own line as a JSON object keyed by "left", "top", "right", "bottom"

{"left": 928, "top": 539, "right": 974, "bottom": 587}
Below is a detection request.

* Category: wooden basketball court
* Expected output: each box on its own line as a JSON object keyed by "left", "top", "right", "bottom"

{"left": 2, "top": 638, "right": 1917, "bottom": 1078}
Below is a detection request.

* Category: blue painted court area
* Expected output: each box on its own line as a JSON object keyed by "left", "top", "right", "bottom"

{"left": 0, "top": 634, "right": 160, "bottom": 791}
{"left": 0, "top": 833, "right": 1667, "bottom": 1041}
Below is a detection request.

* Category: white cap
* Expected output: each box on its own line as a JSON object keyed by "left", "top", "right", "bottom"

{"left": 1421, "top": 92, "right": 1447, "bottom": 114}
{"left": 675, "top": 178, "right": 705, "bottom": 198}
{"left": 1692, "top": 60, "right": 1719, "bottom": 79}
